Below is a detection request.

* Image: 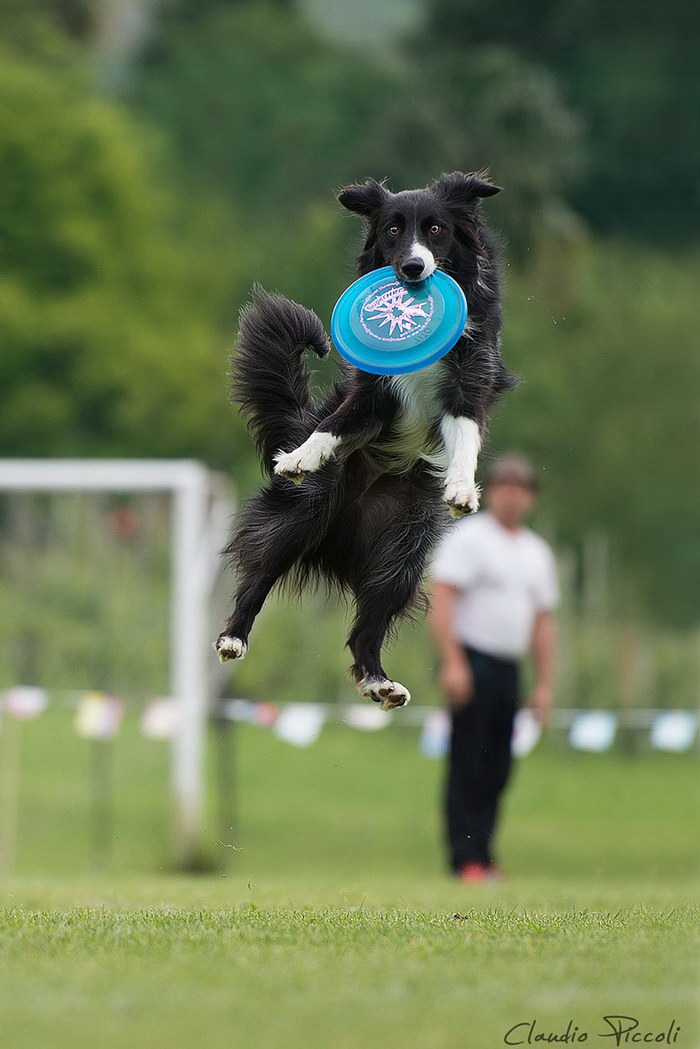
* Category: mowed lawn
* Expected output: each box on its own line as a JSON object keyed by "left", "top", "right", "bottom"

{"left": 0, "top": 715, "right": 697, "bottom": 1049}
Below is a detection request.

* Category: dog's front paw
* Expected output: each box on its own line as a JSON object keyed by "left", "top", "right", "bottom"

{"left": 273, "top": 449, "right": 308, "bottom": 484}
{"left": 273, "top": 432, "right": 338, "bottom": 484}
{"left": 443, "top": 478, "right": 480, "bottom": 517}
{"left": 359, "top": 676, "right": 411, "bottom": 711}
{"left": 215, "top": 635, "right": 247, "bottom": 663}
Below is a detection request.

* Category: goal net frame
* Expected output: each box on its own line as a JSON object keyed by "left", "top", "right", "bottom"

{"left": 0, "top": 458, "right": 234, "bottom": 867}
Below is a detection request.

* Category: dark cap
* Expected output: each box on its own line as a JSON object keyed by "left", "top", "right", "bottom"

{"left": 485, "top": 452, "right": 540, "bottom": 491}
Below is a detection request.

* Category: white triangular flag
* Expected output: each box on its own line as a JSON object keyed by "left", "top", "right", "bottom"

{"left": 221, "top": 699, "right": 257, "bottom": 723}
{"left": 75, "top": 692, "right": 124, "bottom": 740}
{"left": 569, "top": 710, "right": 616, "bottom": 752}
{"left": 650, "top": 711, "right": 697, "bottom": 752}
{"left": 140, "top": 698, "right": 179, "bottom": 740}
{"left": 344, "top": 704, "right": 392, "bottom": 731}
{"left": 511, "top": 708, "right": 542, "bottom": 757}
{"left": 421, "top": 708, "right": 450, "bottom": 758}
{"left": 3, "top": 686, "right": 48, "bottom": 720}
{"left": 273, "top": 703, "right": 326, "bottom": 747}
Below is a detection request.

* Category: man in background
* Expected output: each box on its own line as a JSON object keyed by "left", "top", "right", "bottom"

{"left": 429, "top": 453, "right": 558, "bottom": 882}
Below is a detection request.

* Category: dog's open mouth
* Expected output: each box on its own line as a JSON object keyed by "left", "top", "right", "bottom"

{"left": 396, "top": 270, "right": 427, "bottom": 284}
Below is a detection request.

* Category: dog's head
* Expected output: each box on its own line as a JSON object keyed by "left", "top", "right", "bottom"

{"left": 337, "top": 172, "right": 501, "bottom": 283}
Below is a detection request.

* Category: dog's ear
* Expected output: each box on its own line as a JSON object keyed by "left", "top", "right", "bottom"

{"left": 337, "top": 178, "right": 389, "bottom": 217}
{"left": 434, "top": 171, "right": 502, "bottom": 204}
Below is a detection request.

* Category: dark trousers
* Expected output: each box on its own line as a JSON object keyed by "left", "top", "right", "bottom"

{"left": 444, "top": 646, "right": 520, "bottom": 871}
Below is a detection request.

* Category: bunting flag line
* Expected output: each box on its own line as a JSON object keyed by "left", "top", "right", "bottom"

{"left": 0, "top": 685, "right": 696, "bottom": 755}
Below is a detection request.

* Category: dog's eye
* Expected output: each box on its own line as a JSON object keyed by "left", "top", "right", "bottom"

{"left": 387, "top": 225, "right": 400, "bottom": 236}
{"left": 429, "top": 224, "right": 441, "bottom": 235}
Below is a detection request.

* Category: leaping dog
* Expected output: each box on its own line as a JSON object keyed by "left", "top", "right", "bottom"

{"left": 215, "top": 172, "right": 516, "bottom": 709}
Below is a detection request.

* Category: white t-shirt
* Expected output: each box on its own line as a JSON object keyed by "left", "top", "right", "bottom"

{"left": 430, "top": 511, "right": 559, "bottom": 660}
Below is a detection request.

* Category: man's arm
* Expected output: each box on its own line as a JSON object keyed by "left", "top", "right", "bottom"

{"left": 528, "top": 610, "right": 557, "bottom": 726}
{"left": 430, "top": 582, "right": 474, "bottom": 707}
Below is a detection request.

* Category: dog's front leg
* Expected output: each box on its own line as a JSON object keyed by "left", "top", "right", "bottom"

{"left": 274, "top": 389, "right": 384, "bottom": 484}
{"left": 440, "top": 415, "right": 482, "bottom": 517}
{"left": 273, "top": 430, "right": 341, "bottom": 484}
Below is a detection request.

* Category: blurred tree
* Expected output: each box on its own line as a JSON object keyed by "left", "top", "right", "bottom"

{"left": 1, "top": 0, "right": 697, "bottom": 629}
{"left": 0, "top": 48, "right": 246, "bottom": 467}
{"left": 131, "top": 1, "right": 582, "bottom": 258}
{"left": 134, "top": 4, "right": 443, "bottom": 214}
{"left": 491, "top": 240, "right": 700, "bottom": 626}
{"left": 408, "top": 45, "right": 582, "bottom": 250}
{"left": 0, "top": 0, "right": 95, "bottom": 46}
{"left": 422, "top": 0, "right": 700, "bottom": 243}
{"left": 159, "top": 0, "right": 292, "bottom": 24}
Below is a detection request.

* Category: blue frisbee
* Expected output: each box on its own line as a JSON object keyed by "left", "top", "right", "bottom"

{"left": 330, "top": 266, "right": 467, "bottom": 376}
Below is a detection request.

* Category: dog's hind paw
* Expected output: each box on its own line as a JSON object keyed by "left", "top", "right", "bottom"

{"left": 215, "top": 635, "right": 247, "bottom": 663}
{"left": 359, "top": 676, "right": 411, "bottom": 711}
{"left": 443, "top": 478, "right": 480, "bottom": 517}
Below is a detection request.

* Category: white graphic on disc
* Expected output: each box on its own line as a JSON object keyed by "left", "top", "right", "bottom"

{"left": 361, "top": 283, "right": 434, "bottom": 342}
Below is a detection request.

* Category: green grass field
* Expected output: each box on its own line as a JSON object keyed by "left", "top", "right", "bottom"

{"left": 0, "top": 714, "right": 697, "bottom": 1049}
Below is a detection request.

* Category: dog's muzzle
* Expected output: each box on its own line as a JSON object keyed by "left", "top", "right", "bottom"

{"left": 399, "top": 257, "right": 427, "bottom": 282}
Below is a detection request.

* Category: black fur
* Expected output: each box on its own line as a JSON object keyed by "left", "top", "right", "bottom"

{"left": 233, "top": 286, "right": 330, "bottom": 471}
{"left": 216, "top": 172, "right": 516, "bottom": 707}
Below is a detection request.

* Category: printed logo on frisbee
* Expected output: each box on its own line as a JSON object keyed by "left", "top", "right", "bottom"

{"left": 360, "top": 281, "right": 434, "bottom": 343}
{"left": 330, "top": 266, "right": 467, "bottom": 375}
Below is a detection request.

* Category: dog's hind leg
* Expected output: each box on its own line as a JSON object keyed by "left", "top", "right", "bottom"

{"left": 344, "top": 472, "right": 442, "bottom": 709}
{"left": 215, "top": 568, "right": 274, "bottom": 663}
{"left": 347, "top": 590, "right": 416, "bottom": 710}
{"left": 215, "top": 569, "right": 278, "bottom": 663}
{"left": 215, "top": 487, "right": 324, "bottom": 662}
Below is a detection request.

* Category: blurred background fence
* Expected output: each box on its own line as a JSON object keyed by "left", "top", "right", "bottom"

{"left": 1, "top": 488, "right": 697, "bottom": 711}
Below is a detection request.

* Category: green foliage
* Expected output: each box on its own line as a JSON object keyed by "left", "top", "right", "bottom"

{"left": 422, "top": 0, "right": 700, "bottom": 242}
{"left": 0, "top": 48, "right": 244, "bottom": 465}
{"left": 0, "top": 0, "right": 697, "bottom": 631}
{"left": 493, "top": 240, "right": 700, "bottom": 624}
{"left": 0, "top": 493, "right": 170, "bottom": 693}
{"left": 134, "top": 3, "right": 581, "bottom": 248}
{"left": 136, "top": 4, "right": 441, "bottom": 210}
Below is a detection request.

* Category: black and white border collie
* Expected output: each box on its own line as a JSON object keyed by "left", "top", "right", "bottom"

{"left": 216, "top": 171, "right": 516, "bottom": 710}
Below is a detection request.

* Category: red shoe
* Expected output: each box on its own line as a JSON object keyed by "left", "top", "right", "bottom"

{"left": 456, "top": 862, "right": 491, "bottom": 883}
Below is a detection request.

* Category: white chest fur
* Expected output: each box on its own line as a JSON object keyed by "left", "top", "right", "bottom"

{"left": 383, "top": 363, "right": 448, "bottom": 472}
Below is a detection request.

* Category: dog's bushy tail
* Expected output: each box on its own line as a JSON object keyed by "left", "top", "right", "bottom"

{"left": 231, "top": 286, "right": 330, "bottom": 472}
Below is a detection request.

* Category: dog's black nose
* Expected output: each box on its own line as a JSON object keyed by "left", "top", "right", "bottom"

{"left": 400, "top": 258, "right": 425, "bottom": 281}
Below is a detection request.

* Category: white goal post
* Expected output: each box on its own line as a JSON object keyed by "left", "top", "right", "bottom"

{"left": 0, "top": 459, "right": 234, "bottom": 867}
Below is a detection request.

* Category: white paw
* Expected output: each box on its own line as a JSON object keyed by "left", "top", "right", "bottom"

{"left": 215, "top": 635, "right": 247, "bottom": 663}
{"left": 273, "top": 432, "right": 339, "bottom": 483}
{"left": 443, "top": 478, "right": 480, "bottom": 517}
{"left": 359, "top": 676, "right": 411, "bottom": 711}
